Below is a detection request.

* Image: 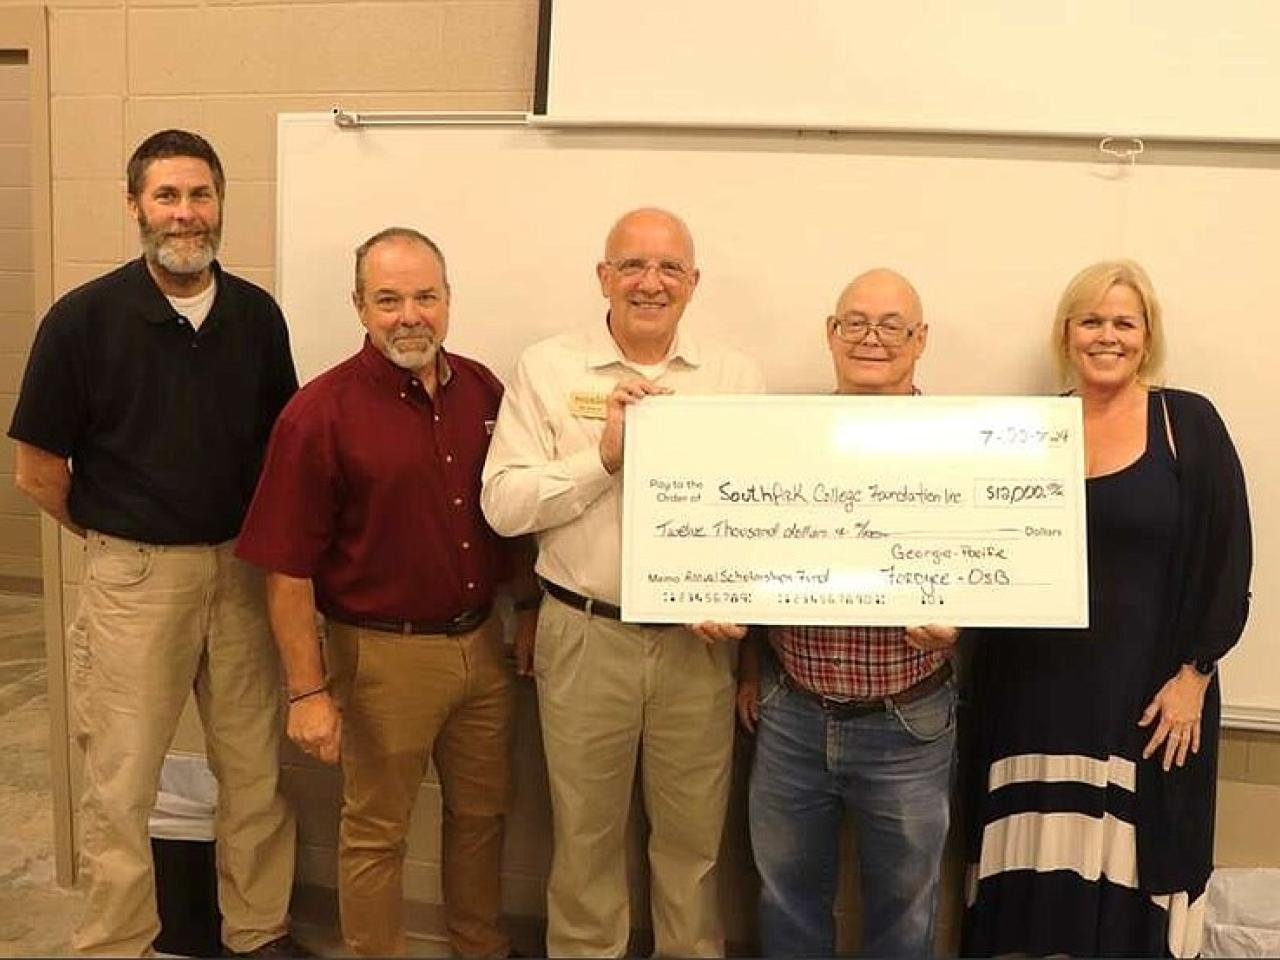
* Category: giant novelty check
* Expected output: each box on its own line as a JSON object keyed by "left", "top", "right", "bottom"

{"left": 620, "top": 395, "right": 1087, "bottom": 627}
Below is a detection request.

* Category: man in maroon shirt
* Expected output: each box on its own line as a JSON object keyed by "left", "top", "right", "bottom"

{"left": 237, "top": 227, "right": 535, "bottom": 957}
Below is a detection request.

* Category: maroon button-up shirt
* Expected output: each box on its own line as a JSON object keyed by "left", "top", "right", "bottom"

{"left": 237, "top": 339, "right": 509, "bottom": 622}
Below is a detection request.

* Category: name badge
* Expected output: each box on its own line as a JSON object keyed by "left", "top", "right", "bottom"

{"left": 569, "top": 391, "right": 608, "bottom": 420}
{"left": 484, "top": 419, "right": 496, "bottom": 435}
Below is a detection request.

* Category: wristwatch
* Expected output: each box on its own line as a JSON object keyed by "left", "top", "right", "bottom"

{"left": 1186, "top": 658, "right": 1217, "bottom": 677}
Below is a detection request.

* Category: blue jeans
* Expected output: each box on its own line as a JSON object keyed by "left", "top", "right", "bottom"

{"left": 749, "top": 662, "right": 956, "bottom": 957}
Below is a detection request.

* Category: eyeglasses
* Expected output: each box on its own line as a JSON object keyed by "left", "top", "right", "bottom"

{"left": 608, "top": 258, "right": 693, "bottom": 283}
{"left": 828, "top": 314, "right": 919, "bottom": 347}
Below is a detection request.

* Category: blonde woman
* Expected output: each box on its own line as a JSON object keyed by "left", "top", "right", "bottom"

{"left": 963, "top": 260, "right": 1252, "bottom": 957}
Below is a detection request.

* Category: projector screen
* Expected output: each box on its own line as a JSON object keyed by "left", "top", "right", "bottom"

{"left": 536, "top": 0, "right": 1280, "bottom": 143}
{"left": 278, "top": 114, "right": 1277, "bottom": 727}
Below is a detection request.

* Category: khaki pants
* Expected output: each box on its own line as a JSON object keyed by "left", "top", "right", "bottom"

{"left": 70, "top": 533, "right": 295, "bottom": 957}
{"left": 535, "top": 597, "right": 736, "bottom": 958}
{"left": 327, "top": 616, "right": 514, "bottom": 957}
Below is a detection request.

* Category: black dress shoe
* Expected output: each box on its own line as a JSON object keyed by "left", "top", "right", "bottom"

{"left": 225, "top": 934, "right": 315, "bottom": 957}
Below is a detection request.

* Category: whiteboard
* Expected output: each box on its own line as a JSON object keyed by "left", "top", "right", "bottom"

{"left": 276, "top": 113, "right": 1276, "bottom": 727}
{"left": 621, "top": 396, "right": 1089, "bottom": 627}
{"left": 539, "top": 0, "right": 1280, "bottom": 143}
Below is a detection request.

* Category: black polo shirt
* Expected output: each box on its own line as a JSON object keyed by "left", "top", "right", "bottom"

{"left": 9, "top": 257, "right": 298, "bottom": 544}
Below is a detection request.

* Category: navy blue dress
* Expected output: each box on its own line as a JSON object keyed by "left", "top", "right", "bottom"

{"left": 963, "top": 391, "right": 1200, "bottom": 957}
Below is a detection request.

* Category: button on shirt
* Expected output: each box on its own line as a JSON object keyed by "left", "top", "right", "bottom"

{"left": 481, "top": 320, "right": 765, "bottom": 605}
{"left": 237, "top": 340, "right": 508, "bottom": 622}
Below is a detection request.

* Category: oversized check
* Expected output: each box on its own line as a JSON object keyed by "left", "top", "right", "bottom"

{"left": 620, "top": 395, "right": 1087, "bottom": 627}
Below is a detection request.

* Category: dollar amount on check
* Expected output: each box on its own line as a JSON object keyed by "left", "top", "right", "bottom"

{"left": 620, "top": 395, "right": 1087, "bottom": 627}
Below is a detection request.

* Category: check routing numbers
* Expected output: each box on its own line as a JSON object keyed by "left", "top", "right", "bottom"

{"left": 620, "top": 396, "right": 1087, "bottom": 627}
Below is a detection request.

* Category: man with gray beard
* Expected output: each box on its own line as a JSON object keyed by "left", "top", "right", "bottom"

{"left": 237, "top": 228, "right": 534, "bottom": 957}
{"left": 9, "top": 130, "right": 302, "bottom": 956}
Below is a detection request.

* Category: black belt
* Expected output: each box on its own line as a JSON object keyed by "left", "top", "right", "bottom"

{"left": 540, "top": 579, "right": 623, "bottom": 620}
{"left": 330, "top": 603, "right": 492, "bottom": 637}
{"left": 782, "top": 660, "right": 952, "bottom": 718}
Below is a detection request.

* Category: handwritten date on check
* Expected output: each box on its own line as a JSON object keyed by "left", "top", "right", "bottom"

{"left": 620, "top": 396, "right": 1087, "bottom": 627}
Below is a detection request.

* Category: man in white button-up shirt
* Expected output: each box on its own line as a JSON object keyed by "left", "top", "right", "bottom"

{"left": 482, "top": 208, "right": 764, "bottom": 957}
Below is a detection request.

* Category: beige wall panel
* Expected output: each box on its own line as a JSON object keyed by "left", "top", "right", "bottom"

{"left": 1216, "top": 780, "right": 1280, "bottom": 867}
{"left": 0, "top": 552, "right": 38, "bottom": 578}
{"left": 125, "top": 97, "right": 208, "bottom": 153}
{"left": 0, "top": 474, "right": 35, "bottom": 515}
{"left": 233, "top": 265, "right": 274, "bottom": 296}
{"left": 0, "top": 439, "right": 13, "bottom": 473}
{"left": 0, "top": 271, "right": 31, "bottom": 311}
{"left": 50, "top": 8, "right": 126, "bottom": 96}
{"left": 0, "top": 511, "right": 40, "bottom": 552}
{"left": 0, "top": 311, "right": 34, "bottom": 352}
{"left": 0, "top": 227, "right": 31, "bottom": 270}
{"left": 128, "top": 4, "right": 450, "bottom": 95}
{"left": 0, "top": 98, "right": 30, "bottom": 142}
{"left": 1245, "top": 732, "right": 1280, "bottom": 786}
{"left": 0, "top": 347, "right": 28, "bottom": 385}
{"left": 21, "top": 0, "right": 125, "bottom": 9}
{"left": 0, "top": 141, "right": 29, "bottom": 186}
{"left": 441, "top": 2, "right": 536, "bottom": 92}
{"left": 53, "top": 259, "right": 117, "bottom": 299}
{"left": 0, "top": 57, "right": 27, "bottom": 98}
{"left": 402, "top": 858, "right": 443, "bottom": 905}
{"left": 0, "top": 387, "right": 14, "bottom": 427}
{"left": 219, "top": 179, "right": 274, "bottom": 268}
{"left": 0, "top": 185, "right": 29, "bottom": 223}
{"left": 200, "top": 98, "right": 276, "bottom": 181}
{"left": 53, "top": 179, "right": 125, "bottom": 264}
{"left": 1220, "top": 729, "right": 1250, "bottom": 780}
{"left": 51, "top": 96, "right": 124, "bottom": 180}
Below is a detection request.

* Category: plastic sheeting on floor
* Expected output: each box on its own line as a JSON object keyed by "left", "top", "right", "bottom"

{"left": 1203, "top": 867, "right": 1280, "bottom": 958}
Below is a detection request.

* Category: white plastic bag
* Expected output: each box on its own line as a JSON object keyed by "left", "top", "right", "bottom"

{"left": 149, "top": 751, "right": 218, "bottom": 842}
{"left": 1203, "top": 868, "right": 1280, "bottom": 958}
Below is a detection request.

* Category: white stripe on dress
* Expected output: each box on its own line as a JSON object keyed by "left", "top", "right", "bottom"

{"left": 988, "top": 752, "right": 1136, "bottom": 793}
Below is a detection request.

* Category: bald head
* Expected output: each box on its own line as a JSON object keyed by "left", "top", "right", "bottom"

{"left": 604, "top": 207, "right": 697, "bottom": 266}
{"left": 835, "top": 268, "right": 923, "bottom": 325}
{"left": 596, "top": 207, "right": 701, "bottom": 364}
{"left": 828, "top": 267, "right": 928, "bottom": 396}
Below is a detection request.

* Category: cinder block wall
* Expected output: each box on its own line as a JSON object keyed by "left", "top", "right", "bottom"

{"left": 5, "top": 0, "right": 1279, "bottom": 946}
{"left": 0, "top": 51, "right": 39, "bottom": 590}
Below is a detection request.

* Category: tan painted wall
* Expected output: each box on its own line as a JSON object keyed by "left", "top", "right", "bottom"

{"left": 0, "top": 50, "right": 39, "bottom": 589}
{"left": 6, "top": 0, "right": 1279, "bottom": 947}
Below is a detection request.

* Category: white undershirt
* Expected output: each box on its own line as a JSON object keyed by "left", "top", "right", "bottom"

{"left": 167, "top": 277, "right": 217, "bottom": 330}
{"left": 628, "top": 360, "right": 668, "bottom": 379}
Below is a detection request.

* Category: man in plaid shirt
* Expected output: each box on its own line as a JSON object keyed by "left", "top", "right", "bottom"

{"left": 738, "top": 269, "right": 958, "bottom": 958}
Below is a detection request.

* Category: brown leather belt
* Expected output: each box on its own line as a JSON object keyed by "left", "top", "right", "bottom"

{"left": 782, "top": 660, "right": 953, "bottom": 718}
{"left": 540, "top": 578, "right": 623, "bottom": 620}
{"left": 330, "top": 603, "right": 492, "bottom": 637}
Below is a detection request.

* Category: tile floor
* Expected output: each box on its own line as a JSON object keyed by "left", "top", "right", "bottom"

{"left": 0, "top": 592, "right": 82, "bottom": 956}
{"left": 0, "top": 591, "right": 458, "bottom": 958}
